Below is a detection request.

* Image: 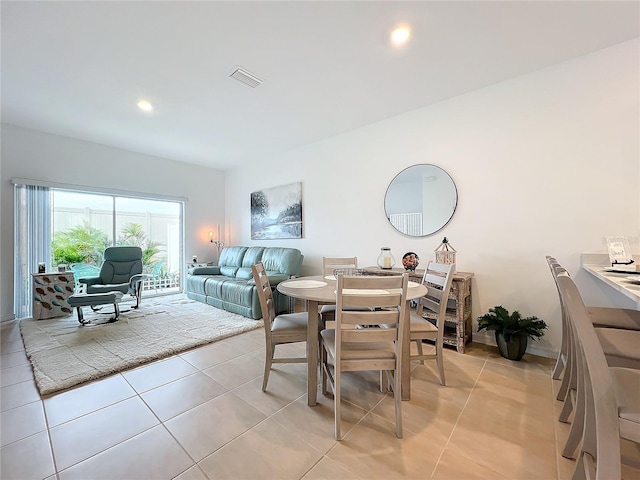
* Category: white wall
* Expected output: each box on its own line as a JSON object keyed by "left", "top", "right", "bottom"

{"left": 225, "top": 40, "right": 640, "bottom": 358}
{"left": 0, "top": 125, "right": 225, "bottom": 320}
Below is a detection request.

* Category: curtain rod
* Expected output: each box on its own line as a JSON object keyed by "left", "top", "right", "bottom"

{"left": 11, "top": 177, "right": 188, "bottom": 203}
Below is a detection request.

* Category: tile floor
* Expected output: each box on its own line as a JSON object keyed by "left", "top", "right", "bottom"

{"left": 1, "top": 308, "right": 638, "bottom": 479}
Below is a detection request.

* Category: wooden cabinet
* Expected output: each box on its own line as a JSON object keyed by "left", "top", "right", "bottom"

{"left": 32, "top": 272, "right": 75, "bottom": 320}
{"left": 363, "top": 267, "right": 474, "bottom": 353}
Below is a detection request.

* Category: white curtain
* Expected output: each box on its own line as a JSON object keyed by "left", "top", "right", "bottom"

{"left": 14, "top": 183, "right": 52, "bottom": 319}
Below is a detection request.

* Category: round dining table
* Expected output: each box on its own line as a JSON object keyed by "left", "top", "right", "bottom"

{"left": 277, "top": 274, "right": 427, "bottom": 406}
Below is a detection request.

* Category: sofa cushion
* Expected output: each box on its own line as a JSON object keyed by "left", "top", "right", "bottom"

{"left": 202, "top": 276, "right": 232, "bottom": 298}
{"left": 219, "top": 247, "right": 248, "bottom": 268}
{"left": 235, "top": 247, "right": 267, "bottom": 280}
{"left": 242, "top": 247, "right": 266, "bottom": 267}
{"left": 219, "top": 266, "right": 239, "bottom": 277}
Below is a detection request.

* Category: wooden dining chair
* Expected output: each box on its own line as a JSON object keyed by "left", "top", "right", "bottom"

{"left": 546, "top": 257, "right": 640, "bottom": 420}
{"left": 320, "top": 272, "right": 409, "bottom": 440}
{"left": 556, "top": 272, "right": 640, "bottom": 478}
{"left": 252, "top": 262, "right": 309, "bottom": 392}
{"left": 410, "top": 261, "right": 455, "bottom": 386}
{"left": 546, "top": 255, "right": 640, "bottom": 383}
{"left": 320, "top": 256, "right": 362, "bottom": 324}
{"left": 548, "top": 260, "right": 640, "bottom": 469}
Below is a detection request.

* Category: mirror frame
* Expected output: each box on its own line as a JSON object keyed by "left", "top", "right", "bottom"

{"left": 384, "top": 164, "right": 458, "bottom": 237}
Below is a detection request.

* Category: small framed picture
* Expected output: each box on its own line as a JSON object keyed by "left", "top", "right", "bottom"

{"left": 606, "top": 236, "right": 633, "bottom": 265}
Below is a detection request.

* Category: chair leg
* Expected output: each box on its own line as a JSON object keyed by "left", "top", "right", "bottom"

{"left": 134, "top": 285, "right": 142, "bottom": 309}
{"left": 557, "top": 332, "right": 574, "bottom": 401}
{"left": 552, "top": 353, "right": 564, "bottom": 381}
{"left": 262, "top": 343, "right": 274, "bottom": 392}
{"left": 334, "top": 369, "right": 341, "bottom": 441}
{"left": 562, "top": 383, "right": 585, "bottom": 459}
{"left": 108, "top": 302, "right": 120, "bottom": 322}
{"left": 76, "top": 306, "right": 89, "bottom": 325}
{"left": 553, "top": 316, "right": 568, "bottom": 380}
{"left": 379, "top": 370, "right": 387, "bottom": 393}
{"left": 321, "top": 345, "right": 328, "bottom": 396}
{"left": 415, "top": 339, "right": 424, "bottom": 365}
{"left": 436, "top": 342, "right": 446, "bottom": 386}
{"left": 394, "top": 368, "right": 403, "bottom": 438}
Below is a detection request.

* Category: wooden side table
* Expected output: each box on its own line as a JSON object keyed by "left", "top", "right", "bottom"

{"left": 32, "top": 272, "right": 75, "bottom": 319}
{"left": 363, "top": 266, "right": 474, "bottom": 353}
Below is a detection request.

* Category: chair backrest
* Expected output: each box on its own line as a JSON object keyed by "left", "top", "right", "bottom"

{"left": 417, "top": 261, "right": 455, "bottom": 327}
{"left": 252, "top": 262, "right": 275, "bottom": 339}
{"left": 335, "top": 273, "right": 408, "bottom": 370}
{"left": 99, "top": 246, "right": 143, "bottom": 284}
{"left": 323, "top": 256, "right": 358, "bottom": 276}
{"left": 556, "top": 272, "right": 621, "bottom": 479}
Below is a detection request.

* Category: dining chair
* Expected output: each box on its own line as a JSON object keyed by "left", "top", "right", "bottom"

{"left": 320, "top": 256, "right": 363, "bottom": 324}
{"left": 546, "top": 256, "right": 640, "bottom": 392}
{"left": 410, "top": 261, "right": 455, "bottom": 386}
{"left": 556, "top": 271, "right": 640, "bottom": 478}
{"left": 252, "top": 262, "right": 309, "bottom": 392}
{"left": 320, "top": 272, "right": 409, "bottom": 440}
{"left": 546, "top": 258, "right": 640, "bottom": 438}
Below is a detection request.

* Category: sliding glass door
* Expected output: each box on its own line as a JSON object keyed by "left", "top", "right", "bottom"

{"left": 51, "top": 190, "right": 182, "bottom": 295}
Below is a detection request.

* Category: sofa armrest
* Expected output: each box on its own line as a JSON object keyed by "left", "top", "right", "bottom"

{"left": 267, "top": 274, "right": 289, "bottom": 286}
{"left": 247, "top": 273, "right": 289, "bottom": 287}
{"left": 191, "top": 266, "right": 221, "bottom": 275}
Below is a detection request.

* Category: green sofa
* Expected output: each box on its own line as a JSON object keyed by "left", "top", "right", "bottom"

{"left": 185, "top": 246, "right": 304, "bottom": 319}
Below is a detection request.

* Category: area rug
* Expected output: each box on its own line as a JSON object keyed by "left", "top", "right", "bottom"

{"left": 19, "top": 295, "right": 263, "bottom": 395}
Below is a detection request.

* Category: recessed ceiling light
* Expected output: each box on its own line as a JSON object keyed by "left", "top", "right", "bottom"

{"left": 390, "top": 26, "right": 411, "bottom": 46}
{"left": 137, "top": 100, "right": 153, "bottom": 112}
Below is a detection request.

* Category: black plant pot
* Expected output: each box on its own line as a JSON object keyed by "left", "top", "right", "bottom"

{"left": 495, "top": 332, "right": 528, "bottom": 361}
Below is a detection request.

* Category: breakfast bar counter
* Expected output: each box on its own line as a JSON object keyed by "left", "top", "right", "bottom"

{"left": 581, "top": 253, "right": 640, "bottom": 309}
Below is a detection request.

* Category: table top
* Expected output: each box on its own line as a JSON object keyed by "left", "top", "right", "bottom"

{"left": 581, "top": 253, "right": 640, "bottom": 307}
{"left": 362, "top": 266, "right": 474, "bottom": 282}
{"left": 582, "top": 264, "right": 640, "bottom": 303}
{"left": 278, "top": 275, "right": 427, "bottom": 302}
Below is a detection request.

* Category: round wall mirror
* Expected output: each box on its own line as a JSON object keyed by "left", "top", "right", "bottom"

{"left": 384, "top": 164, "right": 458, "bottom": 237}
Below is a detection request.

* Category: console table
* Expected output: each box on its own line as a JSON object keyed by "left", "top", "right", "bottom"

{"left": 32, "top": 272, "right": 75, "bottom": 320}
{"left": 363, "top": 267, "right": 474, "bottom": 353}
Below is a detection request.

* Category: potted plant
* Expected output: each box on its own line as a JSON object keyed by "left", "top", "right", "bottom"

{"left": 477, "top": 305, "right": 547, "bottom": 361}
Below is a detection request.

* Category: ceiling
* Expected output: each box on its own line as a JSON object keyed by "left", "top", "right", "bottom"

{"left": 2, "top": 1, "right": 639, "bottom": 171}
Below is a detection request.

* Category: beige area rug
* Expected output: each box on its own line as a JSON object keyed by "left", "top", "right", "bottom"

{"left": 20, "top": 294, "right": 263, "bottom": 395}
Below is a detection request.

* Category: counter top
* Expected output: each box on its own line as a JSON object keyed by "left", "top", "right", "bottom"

{"left": 581, "top": 253, "right": 640, "bottom": 308}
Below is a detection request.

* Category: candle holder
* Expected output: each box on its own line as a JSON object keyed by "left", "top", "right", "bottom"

{"left": 377, "top": 247, "right": 396, "bottom": 270}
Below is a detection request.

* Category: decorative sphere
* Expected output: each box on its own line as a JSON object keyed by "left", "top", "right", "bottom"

{"left": 402, "top": 252, "right": 419, "bottom": 271}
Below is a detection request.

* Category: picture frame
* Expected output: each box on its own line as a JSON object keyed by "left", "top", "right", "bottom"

{"left": 606, "top": 236, "right": 633, "bottom": 265}
{"left": 251, "top": 182, "right": 303, "bottom": 240}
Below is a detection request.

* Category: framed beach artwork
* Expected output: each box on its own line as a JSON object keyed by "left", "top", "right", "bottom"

{"left": 251, "top": 182, "right": 303, "bottom": 240}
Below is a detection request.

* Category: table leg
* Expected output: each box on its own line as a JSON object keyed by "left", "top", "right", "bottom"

{"left": 401, "top": 300, "right": 411, "bottom": 401}
{"left": 307, "top": 300, "right": 319, "bottom": 406}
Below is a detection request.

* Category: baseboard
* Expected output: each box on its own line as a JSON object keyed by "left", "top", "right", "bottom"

{"left": 1, "top": 313, "right": 16, "bottom": 323}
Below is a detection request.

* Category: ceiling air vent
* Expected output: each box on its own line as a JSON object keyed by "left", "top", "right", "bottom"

{"left": 228, "top": 67, "right": 263, "bottom": 88}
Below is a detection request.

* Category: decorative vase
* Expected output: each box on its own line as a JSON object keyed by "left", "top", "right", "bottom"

{"left": 377, "top": 247, "right": 396, "bottom": 269}
{"left": 495, "top": 332, "right": 528, "bottom": 361}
